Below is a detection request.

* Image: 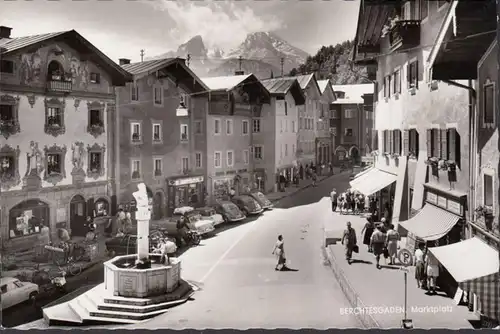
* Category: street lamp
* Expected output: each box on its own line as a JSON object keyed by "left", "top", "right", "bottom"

{"left": 176, "top": 101, "right": 188, "bottom": 117}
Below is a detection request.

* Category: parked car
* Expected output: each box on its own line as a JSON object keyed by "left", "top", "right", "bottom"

{"left": 214, "top": 201, "right": 246, "bottom": 223}
{"left": 1, "top": 277, "right": 39, "bottom": 310}
{"left": 151, "top": 207, "right": 215, "bottom": 238}
{"left": 231, "top": 195, "right": 263, "bottom": 216}
{"left": 105, "top": 230, "right": 172, "bottom": 256}
{"left": 244, "top": 191, "right": 273, "bottom": 210}
{"left": 194, "top": 206, "right": 224, "bottom": 226}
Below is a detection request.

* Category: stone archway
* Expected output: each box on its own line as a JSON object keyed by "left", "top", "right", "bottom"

{"left": 349, "top": 146, "right": 360, "bottom": 164}
{"left": 335, "top": 146, "right": 347, "bottom": 162}
{"left": 152, "top": 191, "right": 164, "bottom": 220}
{"left": 69, "top": 195, "right": 87, "bottom": 236}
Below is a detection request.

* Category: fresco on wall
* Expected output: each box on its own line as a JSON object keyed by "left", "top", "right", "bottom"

{"left": 19, "top": 51, "right": 43, "bottom": 84}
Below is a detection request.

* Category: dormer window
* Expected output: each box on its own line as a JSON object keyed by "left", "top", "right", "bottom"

{"left": 47, "top": 61, "right": 65, "bottom": 81}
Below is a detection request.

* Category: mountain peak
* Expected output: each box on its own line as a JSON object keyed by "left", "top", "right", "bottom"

{"left": 177, "top": 35, "right": 207, "bottom": 58}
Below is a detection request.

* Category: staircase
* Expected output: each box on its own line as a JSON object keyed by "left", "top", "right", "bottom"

{"left": 43, "top": 280, "right": 195, "bottom": 326}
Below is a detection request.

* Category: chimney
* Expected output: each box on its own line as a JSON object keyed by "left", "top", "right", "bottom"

{"left": 0, "top": 26, "right": 12, "bottom": 39}
{"left": 119, "top": 58, "right": 131, "bottom": 65}
{"left": 234, "top": 70, "right": 245, "bottom": 76}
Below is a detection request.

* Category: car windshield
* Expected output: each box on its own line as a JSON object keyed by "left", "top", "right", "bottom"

{"left": 13, "top": 281, "right": 23, "bottom": 288}
{"left": 242, "top": 197, "right": 256, "bottom": 207}
{"left": 223, "top": 203, "right": 239, "bottom": 214}
{"left": 188, "top": 214, "right": 201, "bottom": 223}
{"left": 254, "top": 192, "right": 267, "bottom": 202}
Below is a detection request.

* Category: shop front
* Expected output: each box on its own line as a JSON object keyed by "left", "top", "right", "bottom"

{"left": 166, "top": 175, "right": 204, "bottom": 216}
{"left": 253, "top": 168, "right": 267, "bottom": 193}
{"left": 212, "top": 175, "right": 235, "bottom": 202}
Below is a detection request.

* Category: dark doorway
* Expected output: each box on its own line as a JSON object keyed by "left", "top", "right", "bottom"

{"left": 153, "top": 192, "right": 164, "bottom": 220}
{"left": 70, "top": 195, "right": 86, "bottom": 236}
{"left": 350, "top": 147, "right": 360, "bottom": 164}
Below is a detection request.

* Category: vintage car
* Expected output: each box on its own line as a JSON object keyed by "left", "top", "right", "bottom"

{"left": 194, "top": 207, "right": 225, "bottom": 226}
{"left": 1, "top": 277, "right": 39, "bottom": 310}
{"left": 165, "top": 207, "right": 215, "bottom": 237}
{"left": 105, "top": 230, "right": 173, "bottom": 256}
{"left": 244, "top": 191, "right": 273, "bottom": 210}
{"left": 214, "top": 201, "right": 246, "bottom": 223}
{"left": 231, "top": 195, "right": 263, "bottom": 216}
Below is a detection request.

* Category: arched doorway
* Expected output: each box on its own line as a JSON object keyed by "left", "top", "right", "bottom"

{"left": 70, "top": 195, "right": 86, "bottom": 236}
{"left": 9, "top": 199, "right": 50, "bottom": 239}
{"left": 350, "top": 146, "right": 360, "bottom": 164}
{"left": 152, "top": 192, "right": 164, "bottom": 220}
{"left": 47, "top": 60, "right": 64, "bottom": 81}
{"left": 335, "top": 146, "right": 347, "bottom": 164}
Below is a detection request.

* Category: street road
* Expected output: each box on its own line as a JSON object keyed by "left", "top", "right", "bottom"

{"left": 129, "top": 173, "right": 356, "bottom": 329}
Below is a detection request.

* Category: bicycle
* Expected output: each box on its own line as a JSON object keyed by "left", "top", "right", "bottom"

{"left": 53, "top": 241, "right": 86, "bottom": 266}
{"left": 51, "top": 256, "right": 82, "bottom": 278}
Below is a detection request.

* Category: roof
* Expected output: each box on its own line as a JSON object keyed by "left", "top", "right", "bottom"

{"left": 317, "top": 80, "right": 331, "bottom": 94}
{"left": 261, "top": 78, "right": 305, "bottom": 105}
{"left": 282, "top": 73, "right": 322, "bottom": 96}
{"left": 122, "top": 57, "right": 209, "bottom": 93}
{"left": 332, "top": 83, "right": 374, "bottom": 105}
{"left": 200, "top": 74, "right": 252, "bottom": 91}
{"left": 0, "top": 30, "right": 132, "bottom": 86}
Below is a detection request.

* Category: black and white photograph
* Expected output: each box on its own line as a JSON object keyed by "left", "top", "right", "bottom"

{"left": 0, "top": 0, "right": 499, "bottom": 330}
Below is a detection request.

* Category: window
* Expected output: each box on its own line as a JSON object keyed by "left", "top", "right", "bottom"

{"left": 131, "top": 122, "right": 141, "bottom": 142}
{"left": 344, "top": 109, "right": 355, "bottom": 119}
{"left": 46, "top": 107, "right": 62, "bottom": 126}
{"left": 344, "top": 128, "right": 353, "bottom": 137}
{"left": 0, "top": 60, "right": 14, "bottom": 74}
{"left": 214, "top": 152, "right": 222, "bottom": 168}
{"left": 154, "top": 158, "right": 162, "bottom": 176}
{"left": 484, "top": 173, "right": 494, "bottom": 207}
{"left": 46, "top": 153, "right": 61, "bottom": 175}
{"left": 284, "top": 101, "right": 288, "bottom": 115}
{"left": 331, "top": 109, "right": 340, "bottom": 119}
{"left": 152, "top": 123, "right": 162, "bottom": 142}
{"left": 87, "top": 143, "right": 105, "bottom": 178}
{"left": 243, "top": 149, "right": 249, "bottom": 165}
{"left": 154, "top": 86, "right": 163, "bottom": 105}
{"left": 446, "top": 128, "right": 461, "bottom": 167}
{"left": 89, "top": 109, "right": 103, "bottom": 127}
{"left": 131, "top": 159, "right": 141, "bottom": 179}
{"left": 292, "top": 144, "right": 295, "bottom": 156}
{"left": 254, "top": 146, "right": 263, "bottom": 160}
{"left": 195, "top": 152, "right": 202, "bottom": 168}
{"left": 383, "top": 130, "right": 390, "bottom": 153}
{"left": 483, "top": 81, "right": 495, "bottom": 124}
{"left": 285, "top": 144, "right": 288, "bottom": 156}
{"left": 194, "top": 120, "right": 203, "bottom": 134}
{"left": 407, "top": 60, "right": 419, "bottom": 89}
{"left": 226, "top": 119, "right": 233, "bottom": 135}
{"left": 384, "top": 75, "right": 391, "bottom": 98}
{"left": 90, "top": 73, "right": 100, "bottom": 84}
{"left": 182, "top": 157, "right": 189, "bottom": 173}
{"left": 280, "top": 119, "right": 284, "bottom": 133}
{"left": 227, "top": 151, "right": 234, "bottom": 167}
{"left": 0, "top": 102, "right": 18, "bottom": 135}
{"left": 393, "top": 69, "right": 401, "bottom": 94}
{"left": 392, "top": 129, "right": 402, "bottom": 155}
{"left": 421, "top": 0, "right": 429, "bottom": 20}
{"left": 214, "top": 119, "right": 221, "bottom": 134}
{"left": 131, "top": 83, "right": 139, "bottom": 101}
{"left": 408, "top": 129, "right": 420, "bottom": 157}
{"left": 180, "top": 124, "right": 188, "bottom": 141}
{"left": 253, "top": 119, "right": 261, "bottom": 133}
{"left": 0, "top": 146, "right": 18, "bottom": 186}
{"left": 242, "top": 120, "right": 249, "bottom": 135}
{"left": 292, "top": 121, "right": 296, "bottom": 133}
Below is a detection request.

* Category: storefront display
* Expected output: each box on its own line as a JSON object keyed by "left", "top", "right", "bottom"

{"left": 167, "top": 175, "right": 204, "bottom": 216}
{"left": 9, "top": 199, "right": 49, "bottom": 238}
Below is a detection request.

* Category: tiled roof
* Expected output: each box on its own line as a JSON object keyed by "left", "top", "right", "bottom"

{"left": 260, "top": 78, "right": 297, "bottom": 94}
{"left": 199, "top": 74, "right": 252, "bottom": 91}
{"left": 332, "top": 83, "right": 374, "bottom": 104}
{"left": 294, "top": 74, "right": 314, "bottom": 90}
{"left": 120, "top": 58, "right": 177, "bottom": 76}
{"left": 0, "top": 31, "right": 68, "bottom": 53}
{"left": 317, "top": 80, "right": 331, "bottom": 94}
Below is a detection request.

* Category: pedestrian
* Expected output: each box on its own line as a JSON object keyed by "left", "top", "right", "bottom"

{"left": 385, "top": 224, "right": 400, "bottom": 265}
{"left": 330, "top": 188, "right": 338, "bottom": 212}
{"left": 312, "top": 172, "right": 317, "bottom": 186}
{"left": 383, "top": 202, "right": 391, "bottom": 223}
{"left": 272, "top": 235, "right": 288, "bottom": 271}
{"left": 361, "top": 216, "right": 375, "bottom": 252}
{"left": 425, "top": 249, "right": 439, "bottom": 294}
{"left": 370, "top": 224, "right": 386, "bottom": 269}
{"left": 299, "top": 164, "right": 304, "bottom": 180}
{"left": 414, "top": 243, "right": 426, "bottom": 288}
{"left": 341, "top": 221, "right": 357, "bottom": 264}
{"left": 329, "top": 162, "right": 333, "bottom": 175}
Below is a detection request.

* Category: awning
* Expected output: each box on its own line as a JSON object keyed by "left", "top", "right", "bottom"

{"left": 400, "top": 204, "right": 460, "bottom": 241}
{"left": 429, "top": 237, "right": 499, "bottom": 320}
{"left": 349, "top": 168, "right": 396, "bottom": 196}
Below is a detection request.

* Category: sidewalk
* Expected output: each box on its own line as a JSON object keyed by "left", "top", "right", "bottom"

{"left": 323, "top": 212, "right": 478, "bottom": 329}
{"left": 266, "top": 168, "right": 343, "bottom": 203}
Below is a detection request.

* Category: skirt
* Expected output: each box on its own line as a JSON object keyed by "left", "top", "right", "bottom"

{"left": 387, "top": 241, "right": 398, "bottom": 257}
{"left": 415, "top": 261, "right": 425, "bottom": 280}
{"left": 427, "top": 264, "right": 439, "bottom": 277}
{"left": 363, "top": 228, "right": 374, "bottom": 245}
{"left": 372, "top": 243, "right": 384, "bottom": 256}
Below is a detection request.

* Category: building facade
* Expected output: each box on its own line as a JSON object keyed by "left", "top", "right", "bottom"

{"left": 199, "top": 74, "right": 270, "bottom": 203}
{"left": 116, "top": 58, "right": 208, "bottom": 218}
{"left": 317, "top": 80, "right": 337, "bottom": 167}
{"left": 330, "top": 84, "right": 374, "bottom": 166}
{"left": 260, "top": 78, "right": 305, "bottom": 193}
{"left": 0, "top": 28, "right": 131, "bottom": 249}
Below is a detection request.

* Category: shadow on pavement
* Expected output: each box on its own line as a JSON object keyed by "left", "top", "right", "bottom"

{"left": 350, "top": 259, "right": 373, "bottom": 265}
{"left": 281, "top": 267, "right": 299, "bottom": 272}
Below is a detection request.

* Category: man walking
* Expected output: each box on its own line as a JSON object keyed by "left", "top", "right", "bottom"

{"left": 341, "top": 221, "right": 357, "bottom": 264}
{"left": 330, "top": 188, "right": 338, "bottom": 212}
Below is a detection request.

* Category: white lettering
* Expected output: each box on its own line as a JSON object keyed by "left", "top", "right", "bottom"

{"left": 341, "top": 305, "right": 454, "bottom": 316}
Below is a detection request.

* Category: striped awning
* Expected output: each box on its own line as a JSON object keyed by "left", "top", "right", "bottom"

{"left": 400, "top": 204, "right": 460, "bottom": 241}
{"left": 349, "top": 168, "right": 397, "bottom": 196}
{"left": 429, "top": 237, "right": 499, "bottom": 321}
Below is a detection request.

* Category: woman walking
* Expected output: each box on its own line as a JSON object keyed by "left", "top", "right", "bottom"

{"left": 361, "top": 216, "right": 375, "bottom": 252}
{"left": 425, "top": 249, "right": 440, "bottom": 294}
{"left": 385, "top": 224, "right": 400, "bottom": 265}
{"left": 272, "top": 235, "right": 287, "bottom": 271}
{"left": 414, "top": 243, "right": 426, "bottom": 288}
{"left": 370, "top": 224, "right": 386, "bottom": 269}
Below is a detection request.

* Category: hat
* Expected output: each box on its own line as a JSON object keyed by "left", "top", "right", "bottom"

{"left": 381, "top": 217, "right": 386, "bottom": 223}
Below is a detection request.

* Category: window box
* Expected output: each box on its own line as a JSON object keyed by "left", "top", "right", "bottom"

{"left": 43, "top": 144, "right": 67, "bottom": 186}
{"left": 87, "top": 102, "right": 105, "bottom": 138}
{"left": 0, "top": 95, "right": 21, "bottom": 139}
{"left": 87, "top": 122, "right": 105, "bottom": 138}
{"left": 391, "top": 152, "right": 400, "bottom": 160}
{"left": 44, "top": 98, "right": 66, "bottom": 137}
{"left": 87, "top": 143, "right": 105, "bottom": 180}
{"left": 154, "top": 169, "right": 162, "bottom": 177}
{"left": 408, "top": 151, "right": 417, "bottom": 160}
{"left": 0, "top": 144, "right": 21, "bottom": 190}
{"left": 0, "top": 119, "right": 20, "bottom": 139}
{"left": 370, "top": 150, "right": 379, "bottom": 157}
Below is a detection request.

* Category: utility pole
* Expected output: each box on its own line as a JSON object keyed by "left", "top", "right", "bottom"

{"left": 280, "top": 57, "right": 284, "bottom": 77}
{"left": 140, "top": 49, "right": 145, "bottom": 62}
{"left": 238, "top": 56, "right": 243, "bottom": 71}
{"left": 187, "top": 54, "right": 191, "bottom": 67}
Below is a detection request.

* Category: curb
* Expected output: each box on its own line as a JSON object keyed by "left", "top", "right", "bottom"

{"left": 269, "top": 173, "right": 339, "bottom": 204}
{"left": 322, "top": 245, "right": 381, "bottom": 329}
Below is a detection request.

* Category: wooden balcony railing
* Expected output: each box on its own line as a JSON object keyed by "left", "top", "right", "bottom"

{"left": 46, "top": 80, "right": 72, "bottom": 93}
{"left": 389, "top": 20, "right": 421, "bottom": 52}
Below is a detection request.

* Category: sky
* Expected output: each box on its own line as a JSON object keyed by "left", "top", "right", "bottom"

{"left": 0, "top": 0, "right": 359, "bottom": 63}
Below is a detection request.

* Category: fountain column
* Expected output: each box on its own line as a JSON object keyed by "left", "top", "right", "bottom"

{"left": 132, "top": 183, "right": 151, "bottom": 265}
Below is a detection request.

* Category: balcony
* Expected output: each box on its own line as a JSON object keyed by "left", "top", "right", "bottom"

{"left": 389, "top": 20, "right": 421, "bottom": 53}
{"left": 46, "top": 80, "right": 72, "bottom": 93}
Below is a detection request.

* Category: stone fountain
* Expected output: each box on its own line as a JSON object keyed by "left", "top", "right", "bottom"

{"left": 42, "top": 183, "right": 195, "bottom": 326}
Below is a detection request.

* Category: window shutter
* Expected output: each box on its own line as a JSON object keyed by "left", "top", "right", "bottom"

{"left": 374, "top": 81, "right": 379, "bottom": 102}
{"left": 389, "top": 130, "right": 394, "bottom": 153}
{"left": 432, "top": 129, "right": 440, "bottom": 157}
{"left": 440, "top": 128, "right": 448, "bottom": 159}
{"left": 448, "top": 128, "right": 459, "bottom": 163}
{"left": 398, "top": 70, "right": 402, "bottom": 93}
{"left": 407, "top": 64, "right": 411, "bottom": 89}
{"left": 403, "top": 129, "right": 409, "bottom": 156}
{"left": 384, "top": 130, "right": 388, "bottom": 152}
{"left": 426, "top": 129, "right": 432, "bottom": 158}
{"left": 374, "top": 130, "right": 379, "bottom": 150}
{"left": 415, "top": 61, "right": 419, "bottom": 89}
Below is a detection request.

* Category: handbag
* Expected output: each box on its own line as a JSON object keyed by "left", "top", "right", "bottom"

{"left": 353, "top": 245, "right": 359, "bottom": 253}
{"left": 383, "top": 247, "right": 389, "bottom": 258}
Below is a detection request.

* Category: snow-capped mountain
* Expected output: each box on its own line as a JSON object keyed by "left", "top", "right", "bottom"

{"left": 149, "top": 32, "right": 309, "bottom": 79}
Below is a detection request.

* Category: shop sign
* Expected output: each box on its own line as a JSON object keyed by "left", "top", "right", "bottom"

{"left": 238, "top": 169, "right": 247, "bottom": 173}
{"left": 437, "top": 196, "right": 447, "bottom": 209}
{"left": 170, "top": 176, "right": 204, "bottom": 187}
{"left": 56, "top": 208, "right": 66, "bottom": 223}
{"left": 447, "top": 199, "right": 463, "bottom": 216}
{"left": 362, "top": 156, "right": 374, "bottom": 163}
{"left": 426, "top": 192, "right": 437, "bottom": 204}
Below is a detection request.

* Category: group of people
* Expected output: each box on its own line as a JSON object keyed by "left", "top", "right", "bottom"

{"left": 414, "top": 242, "right": 440, "bottom": 294}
